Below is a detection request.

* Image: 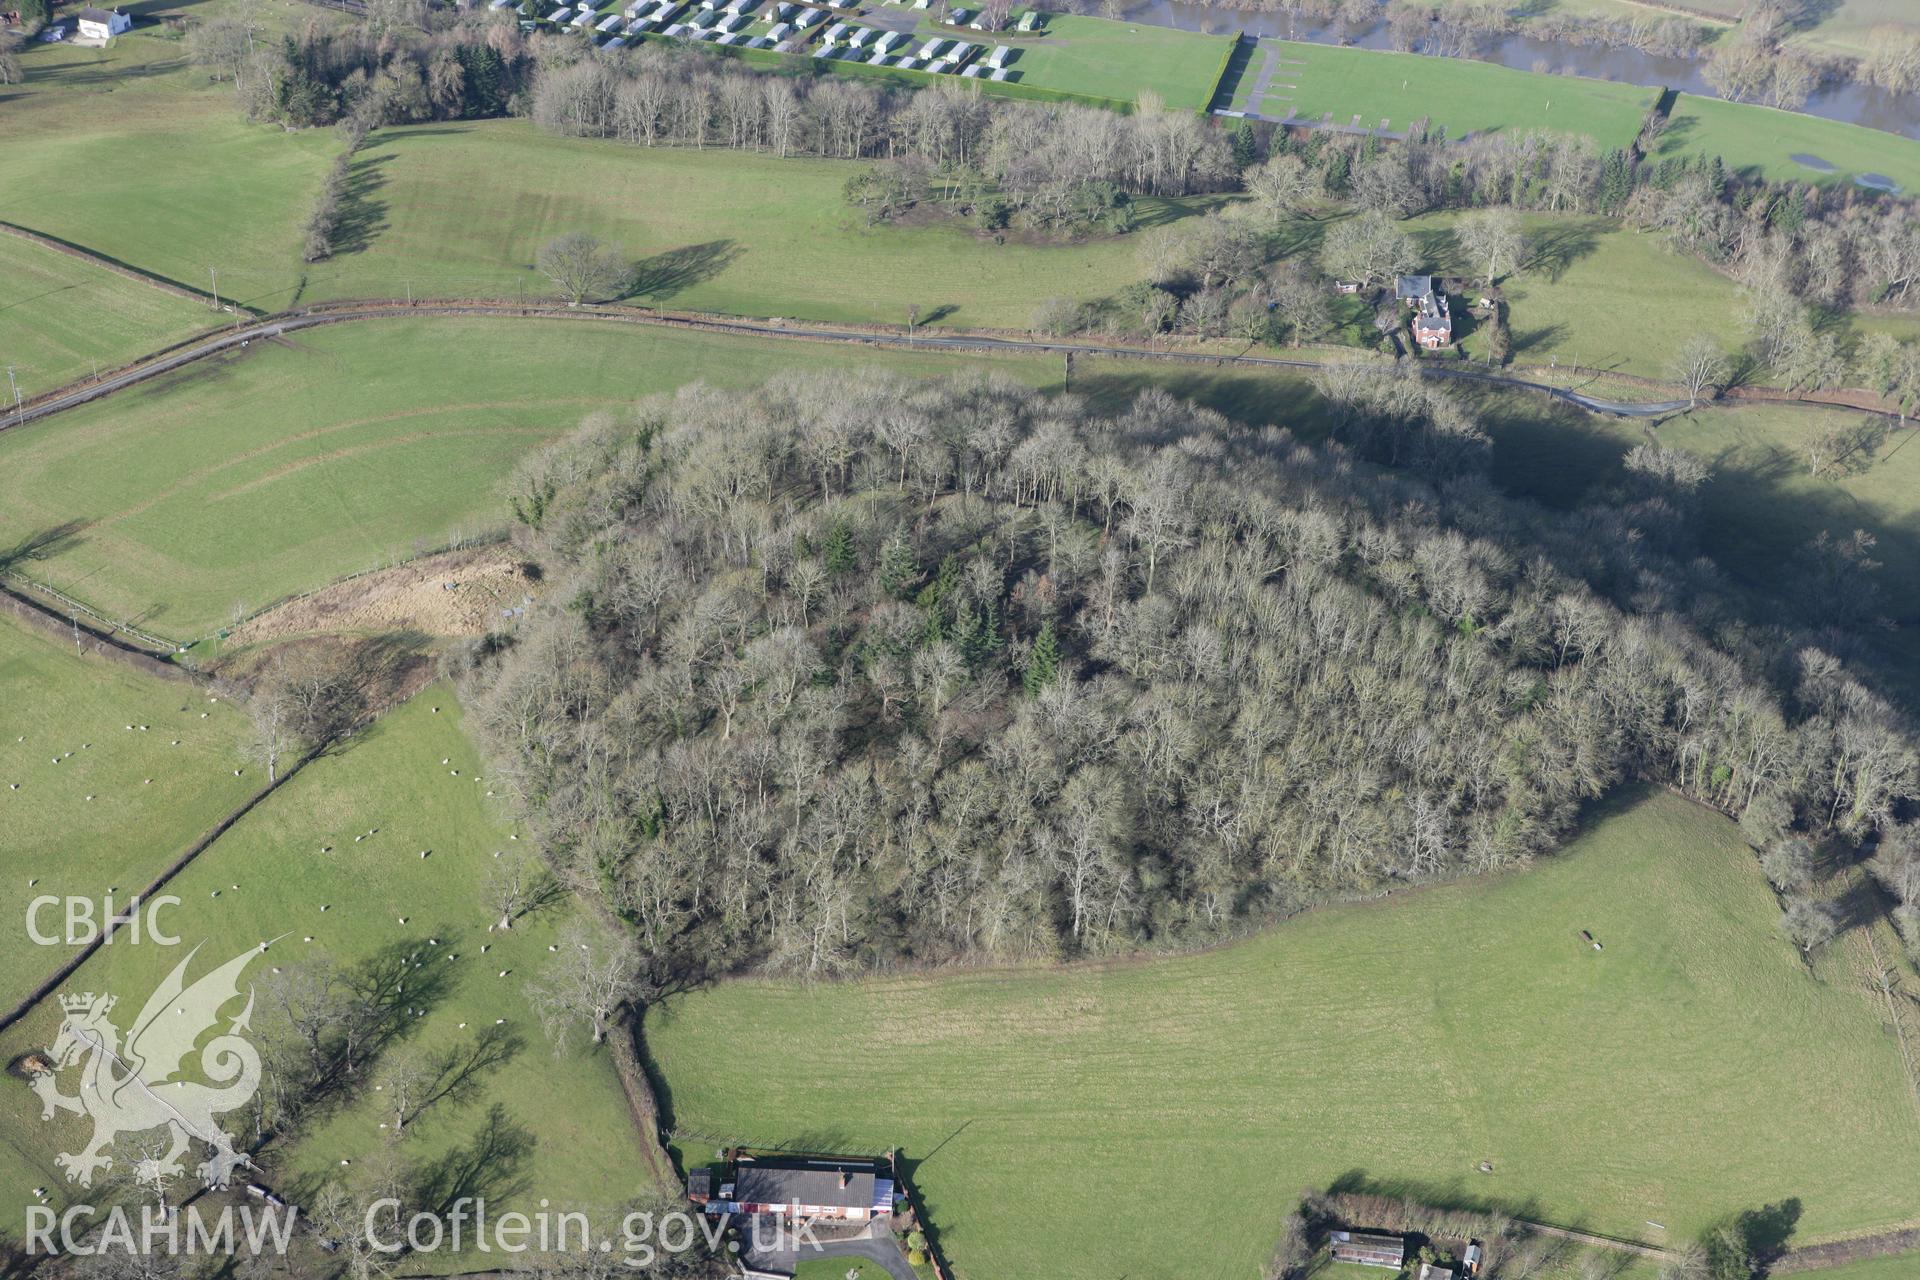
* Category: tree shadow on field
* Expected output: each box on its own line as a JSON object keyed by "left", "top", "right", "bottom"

{"left": 626, "top": 240, "right": 741, "bottom": 302}
{"left": 330, "top": 153, "right": 393, "bottom": 258}
{"left": 1412, "top": 226, "right": 1463, "bottom": 273}
{"left": 1324, "top": 1168, "right": 1553, "bottom": 1227}
{"left": 1130, "top": 194, "right": 1239, "bottom": 231}
{"left": 1652, "top": 112, "right": 1699, "bottom": 155}
{"left": 1727, "top": 1198, "right": 1802, "bottom": 1269}
{"left": 0, "top": 521, "right": 89, "bottom": 575}
{"left": 412, "top": 1104, "right": 537, "bottom": 1213}
{"left": 1509, "top": 322, "right": 1568, "bottom": 358}
{"left": 1524, "top": 219, "right": 1603, "bottom": 283}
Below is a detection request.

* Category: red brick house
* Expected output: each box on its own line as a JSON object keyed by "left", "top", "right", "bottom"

{"left": 1397, "top": 275, "right": 1453, "bottom": 349}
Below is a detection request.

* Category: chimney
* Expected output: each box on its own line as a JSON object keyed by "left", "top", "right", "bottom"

{"left": 839, "top": 1171, "right": 850, "bottom": 1189}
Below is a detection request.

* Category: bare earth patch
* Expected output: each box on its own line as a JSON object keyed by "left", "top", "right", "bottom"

{"left": 232, "top": 546, "right": 533, "bottom": 643}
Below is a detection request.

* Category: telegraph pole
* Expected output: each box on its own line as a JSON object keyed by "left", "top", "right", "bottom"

{"left": 5, "top": 365, "right": 20, "bottom": 422}
{"left": 209, "top": 266, "right": 220, "bottom": 313}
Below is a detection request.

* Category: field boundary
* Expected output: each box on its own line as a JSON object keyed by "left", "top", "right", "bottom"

{"left": 0, "top": 746, "right": 320, "bottom": 1038}
{"left": 3, "top": 571, "right": 180, "bottom": 657}
{"left": 0, "top": 220, "right": 241, "bottom": 312}
{"left": 0, "top": 579, "right": 187, "bottom": 675}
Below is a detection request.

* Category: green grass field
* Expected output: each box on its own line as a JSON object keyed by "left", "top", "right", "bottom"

{"left": 299, "top": 121, "right": 1212, "bottom": 324}
{"left": 943, "top": 14, "right": 1232, "bottom": 111}
{"left": 0, "top": 15, "right": 335, "bottom": 310}
{"left": 0, "top": 690, "right": 647, "bottom": 1257}
{"left": 1802, "top": 1252, "right": 1920, "bottom": 1280}
{"left": 1227, "top": 38, "right": 1657, "bottom": 149}
{"left": 0, "top": 614, "right": 253, "bottom": 1010}
{"left": 1747, "top": 0, "right": 1916, "bottom": 57}
{"left": 1391, "top": 211, "right": 1745, "bottom": 379}
{"left": 1656, "top": 93, "right": 1920, "bottom": 195}
{"left": 0, "top": 236, "right": 216, "bottom": 399}
{"left": 646, "top": 789, "right": 1920, "bottom": 1280}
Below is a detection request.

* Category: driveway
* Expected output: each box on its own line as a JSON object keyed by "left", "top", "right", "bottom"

{"left": 742, "top": 1219, "right": 919, "bottom": 1280}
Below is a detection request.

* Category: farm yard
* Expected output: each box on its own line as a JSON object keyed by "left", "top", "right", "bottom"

{"left": 647, "top": 790, "right": 1920, "bottom": 1280}
{"left": 1220, "top": 37, "right": 1658, "bottom": 150}
{"left": 0, "top": 691, "right": 651, "bottom": 1259}
{"left": 0, "top": 615, "right": 253, "bottom": 1010}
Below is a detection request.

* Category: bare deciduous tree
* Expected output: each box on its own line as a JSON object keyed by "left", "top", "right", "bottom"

{"left": 526, "top": 922, "right": 646, "bottom": 1052}
{"left": 537, "top": 233, "right": 633, "bottom": 306}
{"left": 1669, "top": 334, "right": 1729, "bottom": 408}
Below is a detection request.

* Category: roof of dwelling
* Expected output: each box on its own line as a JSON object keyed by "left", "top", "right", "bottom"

{"left": 734, "top": 1162, "right": 882, "bottom": 1210}
{"left": 1332, "top": 1230, "right": 1407, "bottom": 1253}
{"left": 1396, "top": 275, "right": 1434, "bottom": 300}
{"left": 78, "top": 7, "right": 119, "bottom": 20}
{"left": 1418, "top": 1264, "right": 1458, "bottom": 1280}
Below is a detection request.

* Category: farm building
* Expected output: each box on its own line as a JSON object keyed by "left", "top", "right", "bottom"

{"left": 1397, "top": 275, "right": 1453, "bottom": 349}
{"left": 1329, "top": 1230, "right": 1407, "bottom": 1269}
{"left": 700, "top": 1157, "right": 896, "bottom": 1223}
{"left": 75, "top": 6, "right": 131, "bottom": 37}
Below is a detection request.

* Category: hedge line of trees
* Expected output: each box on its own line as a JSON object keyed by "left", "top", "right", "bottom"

{"left": 529, "top": 48, "right": 1237, "bottom": 203}
{"left": 456, "top": 373, "right": 1918, "bottom": 978}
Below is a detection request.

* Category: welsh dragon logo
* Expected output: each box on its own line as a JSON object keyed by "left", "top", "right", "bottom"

{"left": 31, "top": 943, "right": 267, "bottom": 1190}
